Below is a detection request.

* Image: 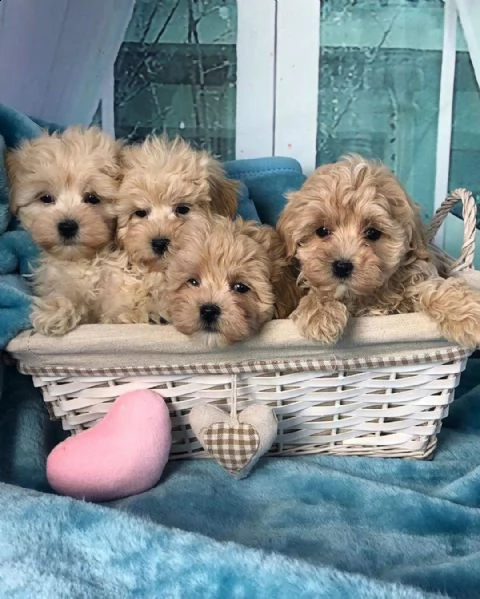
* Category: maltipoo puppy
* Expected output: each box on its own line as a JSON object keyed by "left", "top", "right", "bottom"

{"left": 6, "top": 127, "right": 121, "bottom": 335}
{"left": 277, "top": 154, "right": 480, "bottom": 348}
{"left": 165, "top": 215, "right": 300, "bottom": 346}
{"left": 101, "top": 135, "right": 239, "bottom": 324}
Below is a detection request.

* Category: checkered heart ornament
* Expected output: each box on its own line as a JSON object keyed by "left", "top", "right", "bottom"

{"left": 189, "top": 376, "right": 278, "bottom": 479}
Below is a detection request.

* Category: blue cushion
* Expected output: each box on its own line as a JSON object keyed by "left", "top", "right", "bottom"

{"left": 234, "top": 180, "right": 260, "bottom": 222}
{"left": 225, "top": 157, "right": 306, "bottom": 226}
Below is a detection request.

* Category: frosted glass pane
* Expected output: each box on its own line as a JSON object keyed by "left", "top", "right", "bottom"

{"left": 114, "top": 0, "right": 237, "bottom": 160}
{"left": 317, "top": 0, "right": 449, "bottom": 220}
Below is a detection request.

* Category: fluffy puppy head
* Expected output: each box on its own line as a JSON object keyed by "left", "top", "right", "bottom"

{"left": 115, "top": 135, "right": 238, "bottom": 271}
{"left": 277, "top": 154, "right": 429, "bottom": 300}
{"left": 166, "top": 216, "right": 276, "bottom": 347}
{"left": 6, "top": 127, "right": 121, "bottom": 260}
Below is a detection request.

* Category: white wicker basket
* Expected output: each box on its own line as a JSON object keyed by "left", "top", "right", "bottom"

{"left": 6, "top": 190, "right": 479, "bottom": 460}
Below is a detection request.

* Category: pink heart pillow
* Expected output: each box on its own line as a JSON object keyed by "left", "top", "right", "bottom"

{"left": 47, "top": 390, "right": 171, "bottom": 501}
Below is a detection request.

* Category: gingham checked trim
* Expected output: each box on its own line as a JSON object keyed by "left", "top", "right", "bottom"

{"left": 14, "top": 346, "right": 471, "bottom": 377}
{"left": 203, "top": 422, "right": 259, "bottom": 472}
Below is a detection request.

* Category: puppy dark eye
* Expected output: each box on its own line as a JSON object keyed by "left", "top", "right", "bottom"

{"left": 83, "top": 193, "right": 101, "bottom": 205}
{"left": 364, "top": 228, "right": 382, "bottom": 241}
{"left": 133, "top": 209, "right": 148, "bottom": 218}
{"left": 231, "top": 282, "right": 250, "bottom": 294}
{"left": 316, "top": 226, "right": 331, "bottom": 238}
{"left": 187, "top": 278, "right": 200, "bottom": 287}
{"left": 174, "top": 204, "right": 191, "bottom": 216}
{"left": 39, "top": 194, "right": 55, "bottom": 205}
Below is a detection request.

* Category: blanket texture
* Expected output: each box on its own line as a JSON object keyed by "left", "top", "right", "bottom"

{"left": 1, "top": 360, "right": 480, "bottom": 598}
{"left": 0, "top": 105, "right": 42, "bottom": 348}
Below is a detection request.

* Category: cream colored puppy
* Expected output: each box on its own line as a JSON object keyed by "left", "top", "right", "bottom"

{"left": 7, "top": 127, "right": 121, "bottom": 335}
{"left": 165, "top": 215, "right": 301, "bottom": 346}
{"left": 278, "top": 154, "right": 480, "bottom": 348}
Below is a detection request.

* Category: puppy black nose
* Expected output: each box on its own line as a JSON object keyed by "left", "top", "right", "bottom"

{"left": 332, "top": 260, "right": 354, "bottom": 279}
{"left": 151, "top": 237, "right": 170, "bottom": 256}
{"left": 200, "top": 303, "right": 221, "bottom": 324}
{"left": 57, "top": 219, "right": 79, "bottom": 239}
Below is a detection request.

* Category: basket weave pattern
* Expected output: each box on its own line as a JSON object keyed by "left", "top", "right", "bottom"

{"left": 13, "top": 189, "right": 479, "bottom": 460}
{"left": 34, "top": 356, "right": 467, "bottom": 459}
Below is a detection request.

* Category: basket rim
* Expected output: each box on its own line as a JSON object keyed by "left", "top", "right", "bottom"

{"left": 18, "top": 345, "right": 470, "bottom": 377}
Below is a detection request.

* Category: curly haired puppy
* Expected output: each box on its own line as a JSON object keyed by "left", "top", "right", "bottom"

{"left": 7, "top": 127, "right": 121, "bottom": 335}
{"left": 277, "top": 154, "right": 480, "bottom": 348}
{"left": 165, "top": 215, "right": 300, "bottom": 346}
{"left": 101, "top": 135, "right": 239, "bottom": 324}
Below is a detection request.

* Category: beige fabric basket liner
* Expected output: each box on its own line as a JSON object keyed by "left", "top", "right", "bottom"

{"left": 7, "top": 314, "right": 469, "bottom": 375}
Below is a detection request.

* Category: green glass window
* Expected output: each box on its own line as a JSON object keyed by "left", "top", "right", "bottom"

{"left": 114, "top": 0, "right": 237, "bottom": 160}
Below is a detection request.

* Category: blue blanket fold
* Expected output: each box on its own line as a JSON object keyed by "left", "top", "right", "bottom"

{"left": 0, "top": 105, "right": 43, "bottom": 348}
{"left": 0, "top": 481, "right": 442, "bottom": 599}
{"left": 0, "top": 276, "right": 32, "bottom": 349}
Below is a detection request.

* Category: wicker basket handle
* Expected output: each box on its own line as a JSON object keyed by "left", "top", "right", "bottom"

{"left": 426, "top": 188, "right": 477, "bottom": 271}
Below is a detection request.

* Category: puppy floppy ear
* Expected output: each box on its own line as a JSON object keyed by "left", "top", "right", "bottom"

{"left": 206, "top": 159, "right": 239, "bottom": 218}
{"left": 236, "top": 218, "right": 301, "bottom": 318}
{"left": 276, "top": 191, "right": 302, "bottom": 259}
{"left": 118, "top": 142, "right": 136, "bottom": 169}
{"left": 234, "top": 218, "right": 280, "bottom": 256}
{"left": 101, "top": 138, "right": 124, "bottom": 183}
{"left": 406, "top": 205, "right": 431, "bottom": 261}
{"left": 4, "top": 137, "right": 42, "bottom": 216}
{"left": 377, "top": 166, "right": 430, "bottom": 262}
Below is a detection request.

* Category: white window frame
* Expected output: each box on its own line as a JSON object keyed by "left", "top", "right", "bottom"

{"left": 434, "top": 0, "right": 458, "bottom": 247}
{"left": 274, "top": 0, "right": 320, "bottom": 175}
{"left": 99, "top": 66, "right": 116, "bottom": 136}
{"left": 235, "top": 0, "right": 277, "bottom": 159}
{"left": 235, "top": 0, "right": 321, "bottom": 173}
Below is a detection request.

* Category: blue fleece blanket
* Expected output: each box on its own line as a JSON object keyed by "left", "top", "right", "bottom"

{"left": 1, "top": 360, "right": 480, "bottom": 598}
{"left": 0, "top": 105, "right": 43, "bottom": 348}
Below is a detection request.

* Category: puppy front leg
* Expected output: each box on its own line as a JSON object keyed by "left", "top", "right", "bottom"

{"left": 416, "top": 278, "right": 480, "bottom": 349}
{"left": 31, "top": 295, "right": 85, "bottom": 336}
{"left": 291, "top": 290, "right": 349, "bottom": 344}
{"left": 146, "top": 289, "right": 170, "bottom": 326}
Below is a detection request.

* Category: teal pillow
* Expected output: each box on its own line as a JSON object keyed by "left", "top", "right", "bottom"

{"left": 225, "top": 157, "right": 306, "bottom": 226}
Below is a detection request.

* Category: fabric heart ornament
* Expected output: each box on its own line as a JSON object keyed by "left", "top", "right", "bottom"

{"left": 189, "top": 404, "right": 277, "bottom": 479}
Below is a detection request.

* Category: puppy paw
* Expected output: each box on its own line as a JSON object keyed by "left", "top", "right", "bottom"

{"left": 417, "top": 278, "right": 480, "bottom": 348}
{"left": 32, "top": 299, "right": 82, "bottom": 336}
{"left": 148, "top": 312, "right": 169, "bottom": 325}
{"left": 439, "top": 318, "right": 480, "bottom": 349}
{"left": 291, "top": 293, "right": 348, "bottom": 344}
{"left": 101, "top": 310, "right": 147, "bottom": 324}
{"left": 436, "top": 304, "right": 480, "bottom": 349}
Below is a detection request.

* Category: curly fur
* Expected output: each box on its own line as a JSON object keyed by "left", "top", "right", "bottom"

{"left": 277, "top": 154, "right": 480, "bottom": 348}
{"left": 231, "top": 219, "right": 303, "bottom": 319}
{"left": 6, "top": 127, "right": 122, "bottom": 335}
{"left": 95, "top": 250, "right": 170, "bottom": 325}
{"left": 102, "top": 135, "right": 239, "bottom": 324}
{"left": 165, "top": 215, "right": 297, "bottom": 346}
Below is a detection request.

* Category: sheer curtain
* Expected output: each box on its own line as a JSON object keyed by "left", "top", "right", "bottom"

{"left": 0, "top": 0, "right": 134, "bottom": 126}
